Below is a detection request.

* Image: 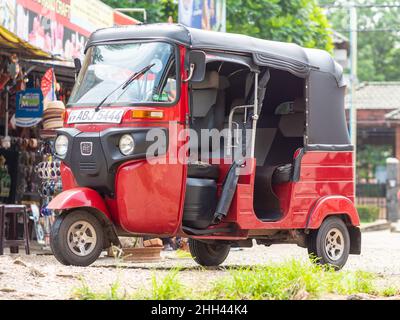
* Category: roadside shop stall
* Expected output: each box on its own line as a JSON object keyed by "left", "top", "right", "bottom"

{"left": 0, "top": 26, "right": 72, "bottom": 251}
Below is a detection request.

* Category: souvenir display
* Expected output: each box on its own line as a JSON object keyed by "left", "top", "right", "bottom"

{"left": 0, "top": 156, "right": 11, "bottom": 198}
{"left": 35, "top": 140, "right": 62, "bottom": 248}
{"left": 1, "top": 47, "right": 72, "bottom": 251}
{"left": 29, "top": 204, "right": 45, "bottom": 245}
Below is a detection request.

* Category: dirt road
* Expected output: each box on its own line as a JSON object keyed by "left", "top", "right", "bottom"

{"left": 0, "top": 230, "right": 399, "bottom": 300}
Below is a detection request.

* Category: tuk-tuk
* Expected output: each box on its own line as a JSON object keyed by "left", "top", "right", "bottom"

{"left": 48, "top": 24, "right": 361, "bottom": 269}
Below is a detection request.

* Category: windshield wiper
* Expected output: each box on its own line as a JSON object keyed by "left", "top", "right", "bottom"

{"left": 95, "top": 63, "right": 155, "bottom": 112}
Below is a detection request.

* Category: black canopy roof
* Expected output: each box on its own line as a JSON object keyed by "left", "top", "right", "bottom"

{"left": 86, "top": 23, "right": 344, "bottom": 86}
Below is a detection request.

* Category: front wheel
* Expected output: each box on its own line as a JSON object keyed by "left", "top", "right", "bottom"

{"left": 51, "top": 210, "right": 105, "bottom": 267}
{"left": 307, "top": 216, "right": 351, "bottom": 270}
{"left": 189, "top": 239, "right": 230, "bottom": 267}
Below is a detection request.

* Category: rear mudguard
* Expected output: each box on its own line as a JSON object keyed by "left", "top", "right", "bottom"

{"left": 306, "top": 196, "right": 360, "bottom": 230}
{"left": 47, "top": 187, "right": 111, "bottom": 220}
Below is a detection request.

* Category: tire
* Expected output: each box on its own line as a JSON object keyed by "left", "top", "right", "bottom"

{"left": 189, "top": 239, "right": 230, "bottom": 267}
{"left": 51, "top": 210, "right": 105, "bottom": 267}
{"left": 307, "top": 216, "right": 351, "bottom": 270}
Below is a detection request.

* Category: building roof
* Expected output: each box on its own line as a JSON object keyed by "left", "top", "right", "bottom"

{"left": 0, "top": 26, "right": 54, "bottom": 60}
{"left": 347, "top": 82, "right": 400, "bottom": 111}
{"left": 332, "top": 30, "right": 349, "bottom": 44}
{"left": 332, "top": 30, "right": 349, "bottom": 50}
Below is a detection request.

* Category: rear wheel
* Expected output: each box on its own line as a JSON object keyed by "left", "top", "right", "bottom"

{"left": 189, "top": 239, "right": 230, "bottom": 267}
{"left": 307, "top": 216, "right": 350, "bottom": 270}
{"left": 51, "top": 210, "right": 104, "bottom": 267}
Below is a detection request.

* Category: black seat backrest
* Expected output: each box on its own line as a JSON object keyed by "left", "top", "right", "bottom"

{"left": 189, "top": 71, "right": 229, "bottom": 160}
{"left": 254, "top": 98, "right": 305, "bottom": 217}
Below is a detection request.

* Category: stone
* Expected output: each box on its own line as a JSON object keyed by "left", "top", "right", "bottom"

{"left": 56, "top": 274, "right": 75, "bottom": 279}
{"left": 347, "top": 293, "right": 377, "bottom": 300}
{"left": 0, "top": 288, "right": 16, "bottom": 293}
{"left": 144, "top": 238, "right": 163, "bottom": 248}
{"left": 13, "top": 258, "right": 28, "bottom": 267}
{"left": 29, "top": 267, "right": 46, "bottom": 278}
{"left": 293, "top": 290, "right": 310, "bottom": 300}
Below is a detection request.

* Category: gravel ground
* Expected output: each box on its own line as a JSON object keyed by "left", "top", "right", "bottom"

{"left": 0, "top": 230, "right": 399, "bottom": 300}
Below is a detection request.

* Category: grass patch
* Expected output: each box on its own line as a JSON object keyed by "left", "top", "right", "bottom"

{"left": 208, "top": 260, "right": 377, "bottom": 300}
{"left": 134, "top": 269, "right": 188, "bottom": 300}
{"left": 381, "top": 287, "right": 400, "bottom": 297}
{"left": 73, "top": 280, "right": 128, "bottom": 300}
{"left": 175, "top": 250, "right": 192, "bottom": 259}
{"left": 72, "top": 260, "right": 398, "bottom": 300}
{"left": 73, "top": 269, "right": 188, "bottom": 300}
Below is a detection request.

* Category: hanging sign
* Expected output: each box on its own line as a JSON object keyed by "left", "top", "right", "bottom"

{"left": 15, "top": 88, "right": 44, "bottom": 127}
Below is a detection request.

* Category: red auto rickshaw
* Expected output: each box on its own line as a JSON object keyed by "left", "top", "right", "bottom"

{"left": 48, "top": 24, "right": 361, "bottom": 269}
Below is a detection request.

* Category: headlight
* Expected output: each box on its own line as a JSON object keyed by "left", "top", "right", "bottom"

{"left": 119, "top": 134, "right": 135, "bottom": 156}
{"left": 55, "top": 135, "right": 69, "bottom": 157}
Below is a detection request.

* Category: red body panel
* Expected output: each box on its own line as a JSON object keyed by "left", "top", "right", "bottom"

{"left": 115, "top": 155, "right": 186, "bottom": 236}
{"left": 55, "top": 44, "right": 358, "bottom": 238}
{"left": 48, "top": 187, "right": 111, "bottom": 220}
{"left": 306, "top": 196, "right": 360, "bottom": 229}
{"left": 56, "top": 46, "right": 189, "bottom": 236}
{"left": 60, "top": 163, "right": 77, "bottom": 190}
{"left": 222, "top": 151, "right": 357, "bottom": 233}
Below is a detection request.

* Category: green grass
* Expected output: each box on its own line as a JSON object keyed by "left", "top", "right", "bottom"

{"left": 208, "top": 260, "right": 377, "bottom": 300}
{"left": 175, "top": 250, "right": 192, "bottom": 259}
{"left": 73, "top": 269, "right": 187, "bottom": 301}
{"left": 382, "top": 287, "right": 400, "bottom": 297}
{"left": 72, "top": 259, "right": 399, "bottom": 300}
{"left": 134, "top": 269, "right": 188, "bottom": 300}
{"left": 73, "top": 280, "right": 128, "bottom": 300}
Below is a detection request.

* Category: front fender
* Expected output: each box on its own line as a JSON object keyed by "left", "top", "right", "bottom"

{"left": 48, "top": 188, "right": 111, "bottom": 220}
{"left": 306, "top": 196, "right": 360, "bottom": 230}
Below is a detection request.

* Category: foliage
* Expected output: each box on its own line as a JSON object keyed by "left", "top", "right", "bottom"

{"left": 208, "top": 259, "right": 376, "bottom": 299}
{"left": 227, "top": 0, "right": 333, "bottom": 51}
{"left": 102, "top": 0, "right": 175, "bottom": 23}
{"left": 71, "top": 260, "right": 400, "bottom": 300}
{"left": 382, "top": 287, "right": 400, "bottom": 297}
{"left": 134, "top": 269, "right": 188, "bottom": 300}
{"left": 357, "top": 145, "right": 392, "bottom": 182}
{"left": 161, "top": 0, "right": 179, "bottom": 22}
{"left": 73, "top": 280, "right": 128, "bottom": 300}
{"left": 103, "top": 0, "right": 333, "bottom": 51}
{"left": 176, "top": 249, "right": 192, "bottom": 259}
{"left": 356, "top": 205, "right": 380, "bottom": 223}
{"left": 319, "top": 0, "right": 400, "bottom": 81}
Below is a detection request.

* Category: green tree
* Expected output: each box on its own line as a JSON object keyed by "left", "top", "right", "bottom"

{"left": 161, "top": 0, "right": 178, "bottom": 22}
{"left": 103, "top": 0, "right": 333, "bottom": 51}
{"left": 319, "top": 0, "right": 400, "bottom": 81}
{"left": 357, "top": 145, "right": 392, "bottom": 182}
{"left": 102, "top": 0, "right": 177, "bottom": 23}
{"left": 227, "top": 0, "right": 333, "bottom": 51}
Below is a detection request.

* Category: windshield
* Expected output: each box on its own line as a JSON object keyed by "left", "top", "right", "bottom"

{"left": 68, "top": 42, "right": 177, "bottom": 107}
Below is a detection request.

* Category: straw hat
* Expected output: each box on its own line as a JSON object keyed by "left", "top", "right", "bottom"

{"left": 44, "top": 100, "right": 66, "bottom": 111}
{"left": 43, "top": 100, "right": 65, "bottom": 130}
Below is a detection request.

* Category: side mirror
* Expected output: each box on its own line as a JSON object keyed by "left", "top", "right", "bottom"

{"left": 184, "top": 50, "right": 206, "bottom": 83}
{"left": 74, "top": 58, "right": 82, "bottom": 78}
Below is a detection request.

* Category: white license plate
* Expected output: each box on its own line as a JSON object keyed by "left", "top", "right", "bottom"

{"left": 68, "top": 109, "right": 125, "bottom": 124}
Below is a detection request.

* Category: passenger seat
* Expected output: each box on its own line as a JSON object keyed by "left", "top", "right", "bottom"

{"left": 188, "top": 71, "right": 229, "bottom": 180}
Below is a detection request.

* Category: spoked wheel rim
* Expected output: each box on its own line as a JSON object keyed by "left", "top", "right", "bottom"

{"left": 324, "top": 228, "right": 345, "bottom": 261}
{"left": 67, "top": 220, "right": 98, "bottom": 257}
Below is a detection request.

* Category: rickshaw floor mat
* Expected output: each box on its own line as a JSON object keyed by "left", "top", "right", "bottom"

{"left": 188, "top": 163, "right": 220, "bottom": 180}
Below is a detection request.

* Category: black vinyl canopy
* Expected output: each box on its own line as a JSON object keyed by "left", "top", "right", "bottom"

{"left": 87, "top": 24, "right": 344, "bottom": 87}
{"left": 86, "top": 24, "right": 350, "bottom": 147}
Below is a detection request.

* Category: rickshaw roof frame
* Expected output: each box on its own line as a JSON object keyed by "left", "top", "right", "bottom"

{"left": 86, "top": 23, "right": 345, "bottom": 87}
{"left": 85, "top": 24, "right": 351, "bottom": 148}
